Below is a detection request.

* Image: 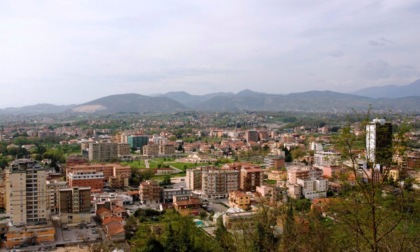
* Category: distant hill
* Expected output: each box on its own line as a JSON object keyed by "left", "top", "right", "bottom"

{"left": 71, "top": 93, "right": 186, "bottom": 113}
{"left": 195, "top": 90, "right": 420, "bottom": 113}
{"left": 351, "top": 79, "right": 420, "bottom": 98}
{"left": 0, "top": 104, "right": 75, "bottom": 115}
{"left": 2, "top": 87, "right": 420, "bottom": 115}
{"left": 158, "top": 91, "right": 234, "bottom": 107}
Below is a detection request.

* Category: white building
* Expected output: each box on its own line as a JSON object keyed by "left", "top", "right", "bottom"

{"left": 296, "top": 177, "right": 328, "bottom": 200}
{"left": 310, "top": 142, "right": 323, "bottom": 151}
{"left": 366, "top": 118, "right": 393, "bottom": 165}
{"left": 314, "top": 151, "right": 341, "bottom": 167}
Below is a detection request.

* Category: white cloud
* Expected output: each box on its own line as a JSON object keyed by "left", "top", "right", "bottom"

{"left": 0, "top": 0, "right": 419, "bottom": 107}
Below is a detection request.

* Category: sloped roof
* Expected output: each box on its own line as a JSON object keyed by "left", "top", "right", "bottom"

{"left": 103, "top": 216, "right": 124, "bottom": 226}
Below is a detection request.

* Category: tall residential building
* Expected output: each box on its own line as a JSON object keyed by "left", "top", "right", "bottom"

{"left": 89, "top": 142, "right": 118, "bottom": 162}
{"left": 5, "top": 159, "right": 48, "bottom": 226}
{"left": 59, "top": 187, "right": 91, "bottom": 226}
{"left": 264, "top": 155, "right": 285, "bottom": 169}
{"left": 240, "top": 167, "right": 264, "bottom": 191}
{"left": 201, "top": 168, "right": 240, "bottom": 199}
{"left": 245, "top": 130, "right": 259, "bottom": 143}
{"left": 117, "top": 143, "right": 131, "bottom": 156}
{"left": 159, "top": 144, "right": 175, "bottom": 155}
{"left": 47, "top": 180, "right": 68, "bottom": 215}
{"left": 186, "top": 166, "right": 219, "bottom": 191}
{"left": 127, "top": 135, "right": 149, "bottom": 149}
{"left": 366, "top": 119, "right": 393, "bottom": 166}
{"left": 143, "top": 144, "right": 159, "bottom": 156}
{"left": 139, "top": 180, "right": 162, "bottom": 204}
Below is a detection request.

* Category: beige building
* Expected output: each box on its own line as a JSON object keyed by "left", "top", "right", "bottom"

{"left": 143, "top": 144, "right": 159, "bottom": 156}
{"left": 0, "top": 180, "right": 5, "bottom": 209}
{"left": 89, "top": 142, "right": 118, "bottom": 162}
{"left": 229, "top": 191, "right": 250, "bottom": 210}
{"left": 117, "top": 143, "right": 131, "bottom": 156}
{"left": 5, "top": 159, "right": 49, "bottom": 226}
{"left": 88, "top": 142, "right": 129, "bottom": 162}
{"left": 139, "top": 180, "right": 162, "bottom": 204}
{"left": 159, "top": 144, "right": 175, "bottom": 155}
{"left": 201, "top": 168, "right": 240, "bottom": 199}
{"left": 240, "top": 167, "right": 264, "bottom": 192}
{"left": 66, "top": 163, "right": 131, "bottom": 189}
{"left": 47, "top": 180, "right": 68, "bottom": 215}
{"left": 59, "top": 187, "right": 91, "bottom": 226}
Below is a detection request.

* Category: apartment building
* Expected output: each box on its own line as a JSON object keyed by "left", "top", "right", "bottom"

{"left": 88, "top": 142, "right": 118, "bottom": 162}
{"left": 162, "top": 187, "right": 192, "bottom": 203}
{"left": 59, "top": 187, "right": 91, "bottom": 226}
{"left": 229, "top": 191, "right": 250, "bottom": 210}
{"left": 117, "top": 143, "right": 131, "bottom": 156}
{"left": 314, "top": 151, "right": 341, "bottom": 167}
{"left": 245, "top": 130, "right": 259, "bottom": 143}
{"left": 201, "top": 168, "right": 240, "bottom": 199}
{"left": 240, "top": 166, "right": 264, "bottom": 191}
{"left": 66, "top": 163, "right": 131, "bottom": 188}
{"left": 0, "top": 180, "right": 5, "bottom": 209}
{"left": 67, "top": 170, "right": 105, "bottom": 190}
{"left": 287, "top": 166, "right": 323, "bottom": 184}
{"left": 296, "top": 176, "right": 328, "bottom": 200}
{"left": 5, "top": 159, "right": 49, "bottom": 226}
{"left": 223, "top": 163, "right": 264, "bottom": 192}
{"left": 47, "top": 180, "right": 68, "bottom": 215}
{"left": 139, "top": 180, "right": 162, "bottom": 204}
{"left": 4, "top": 159, "right": 55, "bottom": 249}
{"left": 287, "top": 165, "right": 327, "bottom": 199}
{"left": 159, "top": 144, "right": 175, "bottom": 155}
{"left": 366, "top": 118, "right": 393, "bottom": 166}
{"left": 186, "top": 166, "right": 207, "bottom": 190}
{"left": 264, "top": 155, "right": 285, "bottom": 169}
{"left": 88, "top": 142, "right": 130, "bottom": 162}
{"left": 143, "top": 144, "right": 159, "bottom": 156}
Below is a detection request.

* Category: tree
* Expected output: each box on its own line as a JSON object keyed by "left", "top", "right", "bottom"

{"left": 214, "top": 217, "right": 235, "bottom": 251}
{"left": 141, "top": 236, "right": 164, "bottom": 252}
{"left": 331, "top": 116, "right": 418, "bottom": 251}
{"left": 160, "top": 175, "right": 171, "bottom": 186}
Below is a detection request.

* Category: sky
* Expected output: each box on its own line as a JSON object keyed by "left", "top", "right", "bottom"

{"left": 1, "top": 0, "right": 420, "bottom": 107}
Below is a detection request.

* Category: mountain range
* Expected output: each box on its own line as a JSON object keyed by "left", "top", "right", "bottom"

{"left": 351, "top": 79, "right": 420, "bottom": 98}
{"left": 1, "top": 79, "right": 419, "bottom": 114}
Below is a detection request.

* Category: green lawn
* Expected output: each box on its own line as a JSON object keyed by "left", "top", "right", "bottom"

{"left": 121, "top": 160, "right": 146, "bottom": 169}
{"left": 169, "top": 162, "right": 209, "bottom": 171}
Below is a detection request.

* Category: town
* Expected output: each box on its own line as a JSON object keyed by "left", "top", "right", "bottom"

{"left": 0, "top": 111, "right": 418, "bottom": 251}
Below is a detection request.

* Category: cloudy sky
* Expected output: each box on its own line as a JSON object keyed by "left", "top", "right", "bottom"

{"left": 1, "top": 0, "right": 419, "bottom": 107}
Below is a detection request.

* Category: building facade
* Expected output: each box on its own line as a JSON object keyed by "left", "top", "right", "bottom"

{"left": 59, "top": 187, "right": 91, "bottom": 226}
{"left": 5, "top": 159, "right": 49, "bottom": 226}
{"left": 139, "top": 180, "right": 162, "bottom": 204}
{"left": 67, "top": 171, "right": 105, "bottom": 190}
{"left": 127, "top": 135, "right": 149, "bottom": 149}
{"left": 366, "top": 119, "right": 393, "bottom": 166}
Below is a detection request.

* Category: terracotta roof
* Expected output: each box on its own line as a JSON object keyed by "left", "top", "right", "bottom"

{"left": 174, "top": 198, "right": 201, "bottom": 206}
{"left": 96, "top": 207, "right": 112, "bottom": 216}
{"left": 105, "top": 222, "right": 125, "bottom": 236}
{"left": 103, "top": 216, "right": 124, "bottom": 225}
{"left": 112, "top": 206, "right": 126, "bottom": 213}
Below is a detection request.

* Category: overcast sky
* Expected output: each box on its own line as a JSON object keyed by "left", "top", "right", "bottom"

{"left": 1, "top": 0, "right": 419, "bottom": 107}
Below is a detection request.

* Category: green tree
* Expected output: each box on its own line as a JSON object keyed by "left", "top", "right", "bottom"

{"left": 331, "top": 117, "right": 417, "bottom": 251}
{"left": 141, "top": 236, "right": 164, "bottom": 252}
{"left": 214, "top": 217, "right": 235, "bottom": 251}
